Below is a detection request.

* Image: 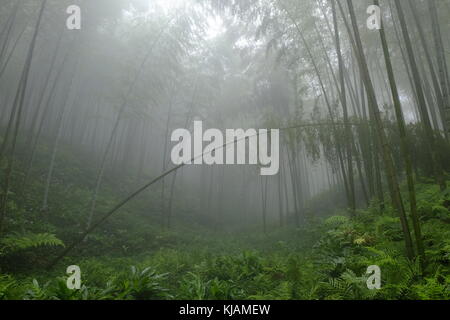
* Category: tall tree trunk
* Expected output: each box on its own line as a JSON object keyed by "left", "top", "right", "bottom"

{"left": 286, "top": 144, "right": 300, "bottom": 227}
{"left": 260, "top": 175, "right": 268, "bottom": 234}
{"left": 376, "top": 0, "right": 425, "bottom": 268}
{"left": 409, "top": 0, "right": 447, "bottom": 137}
{"left": 332, "top": 0, "right": 355, "bottom": 214}
{"left": 85, "top": 21, "right": 171, "bottom": 230}
{"left": 394, "top": 0, "right": 446, "bottom": 191}
{"left": 166, "top": 81, "right": 198, "bottom": 229}
{"left": 344, "top": 0, "right": 414, "bottom": 259}
{"left": 281, "top": 4, "right": 351, "bottom": 209}
{"left": 161, "top": 95, "right": 173, "bottom": 228}
{"left": 20, "top": 51, "right": 70, "bottom": 196}
{"left": 42, "top": 68, "right": 78, "bottom": 212}
{"left": 277, "top": 155, "right": 284, "bottom": 227}
{"left": 428, "top": 0, "right": 450, "bottom": 140}
{"left": 0, "top": 0, "right": 47, "bottom": 234}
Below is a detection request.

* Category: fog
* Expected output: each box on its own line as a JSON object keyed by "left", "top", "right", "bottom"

{"left": 1, "top": 0, "right": 350, "bottom": 231}
{"left": 1, "top": 0, "right": 449, "bottom": 301}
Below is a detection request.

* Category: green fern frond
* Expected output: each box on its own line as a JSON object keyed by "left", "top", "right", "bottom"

{"left": 0, "top": 232, "right": 65, "bottom": 255}
{"left": 324, "top": 215, "right": 349, "bottom": 227}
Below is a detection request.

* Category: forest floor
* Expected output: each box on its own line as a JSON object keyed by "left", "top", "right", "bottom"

{"left": 0, "top": 139, "right": 449, "bottom": 300}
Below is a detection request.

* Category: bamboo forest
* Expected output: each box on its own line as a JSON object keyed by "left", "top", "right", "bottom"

{"left": 0, "top": 0, "right": 449, "bottom": 302}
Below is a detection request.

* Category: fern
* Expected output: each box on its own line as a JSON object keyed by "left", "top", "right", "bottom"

{"left": 0, "top": 232, "right": 65, "bottom": 255}
{"left": 23, "top": 279, "right": 55, "bottom": 300}
{"left": 0, "top": 274, "right": 17, "bottom": 299}
{"left": 362, "top": 247, "right": 399, "bottom": 268}
{"left": 113, "top": 266, "right": 170, "bottom": 300}
{"left": 324, "top": 215, "right": 349, "bottom": 227}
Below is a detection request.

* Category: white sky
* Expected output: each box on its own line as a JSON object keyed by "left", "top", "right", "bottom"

{"left": 151, "top": 0, "right": 225, "bottom": 39}
{"left": 205, "top": 15, "right": 225, "bottom": 39}
{"left": 152, "top": 0, "right": 184, "bottom": 13}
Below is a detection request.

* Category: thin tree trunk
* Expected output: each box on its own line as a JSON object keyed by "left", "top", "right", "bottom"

{"left": 85, "top": 21, "right": 172, "bottom": 230}
{"left": 0, "top": 0, "right": 47, "bottom": 234}
{"left": 409, "top": 0, "right": 448, "bottom": 137}
{"left": 20, "top": 51, "right": 70, "bottom": 195}
{"left": 428, "top": 0, "right": 450, "bottom": 140}
{"left": 260, "top": 175, "right": 268, "bottom": 234}
{"left": 332, "top": 0, "right": 355, "bottom": 214}
{"left": 42, "top": 70, "right": 77, "bottom": 212}
{"left": 344, "top": 0, "right": 414, "bottom": 259}
{"left": 376, "top": 0, "right": 425, "bottom": 268}
{"left": 394, "top": 0, "right": 446, "bottom": 191}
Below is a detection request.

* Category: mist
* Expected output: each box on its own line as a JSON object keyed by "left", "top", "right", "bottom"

{"left": 0, "top": 0, "right": 449, "bottom": 302}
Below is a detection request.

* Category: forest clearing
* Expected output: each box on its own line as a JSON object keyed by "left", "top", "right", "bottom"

{"left": 0, "top": 0, "right": 449, "bottom": 302}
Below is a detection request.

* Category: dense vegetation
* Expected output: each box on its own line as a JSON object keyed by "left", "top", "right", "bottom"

{"left": 0, "top": 140, "right": 449, "bottom": 300}
{"left": 1, "top": 0, "right": 450, "bottom": 300}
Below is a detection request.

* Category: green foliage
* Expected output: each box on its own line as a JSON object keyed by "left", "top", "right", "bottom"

{"left": 178, "top": 272, "right": 243, "bottom": 300}
{"left": 0, "top": 232, "right": 64, "bottom": 256}
{"left": 1, "top": 165, "right": 448, "bottom": 301}
{"left": 112, "top": 266, "right": 171, "bottom": 300}
{"left": 0, "top": 275, "right": 18, "bottom": 299}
